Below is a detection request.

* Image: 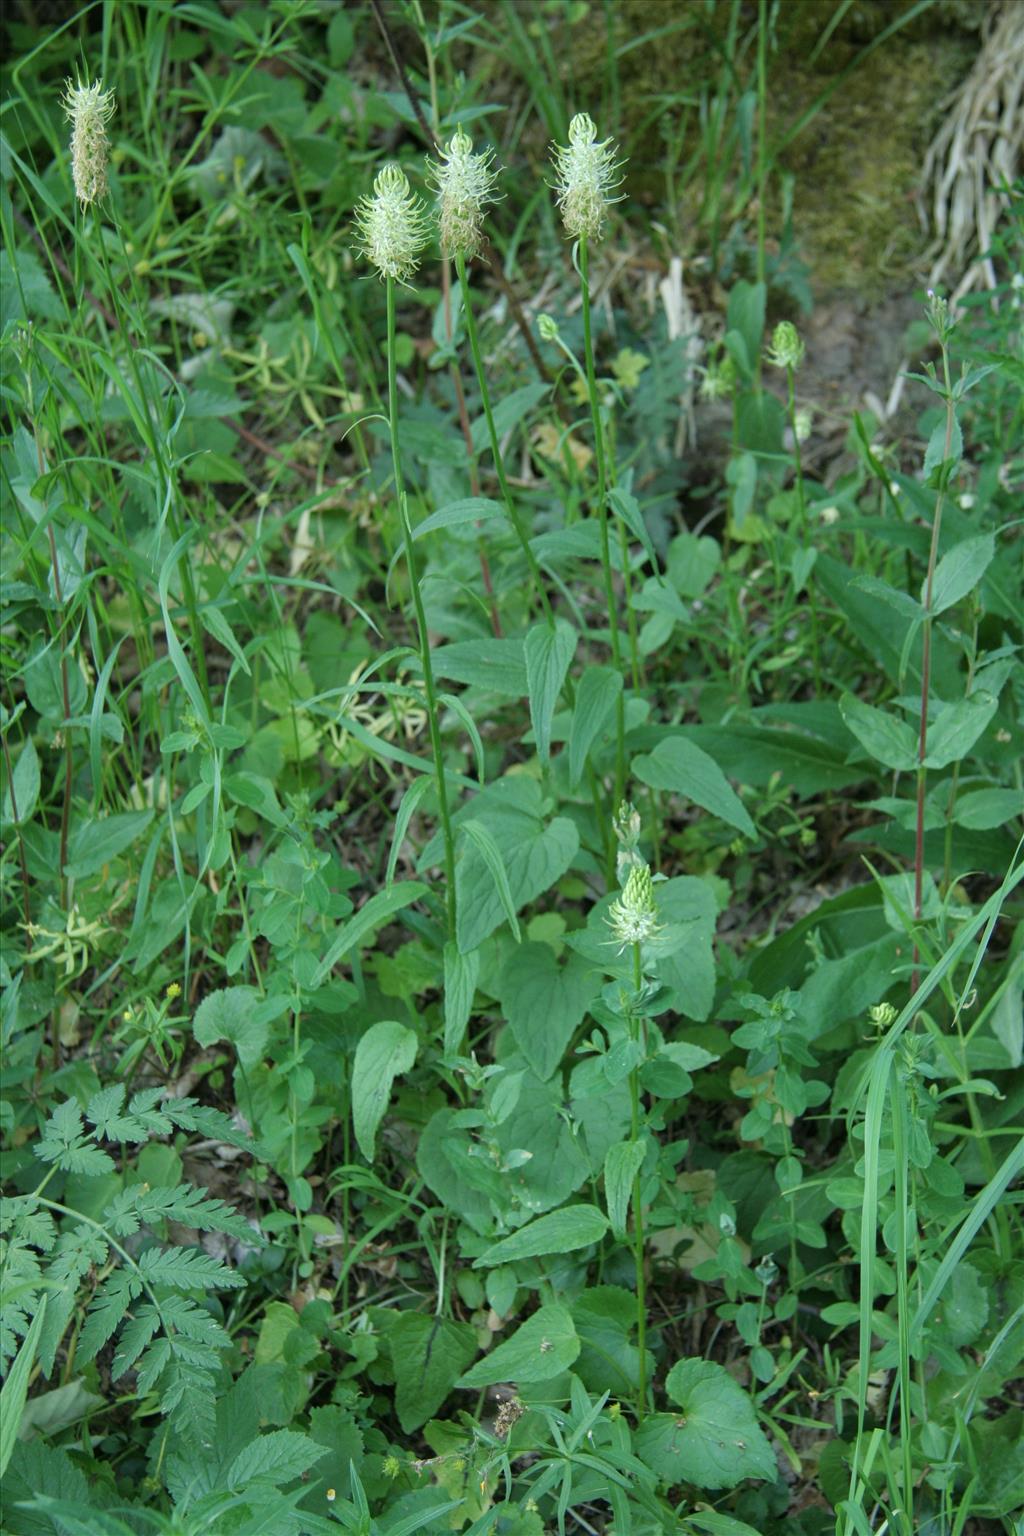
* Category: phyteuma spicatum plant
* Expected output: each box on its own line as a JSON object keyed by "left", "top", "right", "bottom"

{"left": 351, "top": 163, "right": 458, "bottom": 941}
{"left": 429, "top": 130, "right": 553, "bottom": 624}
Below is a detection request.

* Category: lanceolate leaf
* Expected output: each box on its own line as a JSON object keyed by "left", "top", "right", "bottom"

{"left": 444, "top": 941, "right": 480, "bottom": 1059}
{"left": 632, "top": 736, "right": 755, "bottom": 838}
{"left": 604, "top": 1140, "right": 646, "bottom": 1240}
{"left": 524, "top": 619, "right": 577, "bottom": 766}
{"left": 568, "top": 666, "right": 622, "bottom": 787}
{"left": 352, "top": 1020, "right": 418, "bottom": 1161}
{"left": 473, "top": 1205, "right": 609, "bottom": 1268}
{"left": 926, "top": 532, "right": 994, "bottom": 614}
{"left": 313, "top": 881, "right": 428, "bottom": 986}
{"left": 839, "top": 693, "right": 918, "bottom": 773}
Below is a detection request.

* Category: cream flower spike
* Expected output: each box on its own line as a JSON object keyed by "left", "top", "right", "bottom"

{"left": 427, "top": 127, "right": 500, "bottom": 261}
{"left": 550, "top": 112, "right": 624, "bottom": 243}
{"left": 606, "top": 862, "right": 661, "bottom": 954}
{"left": 63, "top": 78, "right": 115, "bottom": 208}
{"left": 353, "top": 164, "right": 429, "bottom": 284}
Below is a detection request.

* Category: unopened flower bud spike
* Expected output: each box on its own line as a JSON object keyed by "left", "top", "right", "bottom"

{"left": 769, "top": 319, "right": 821, "bottom": 691}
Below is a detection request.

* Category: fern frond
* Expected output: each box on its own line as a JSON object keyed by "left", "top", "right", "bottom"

{"left": 153, "top": 1293, "right": 233, "bottom": 1348}
{"left": 0, "top": 1227, "right": 49, "bottom": 1367}
{"left": 36, "top": 1100, "right": 115, "bottom": 1176}
{"left": 111, "top": 1304, "right": 162, "bottom": 1378}
{"left": 78, "top": 1270, "right": 137, "bottom": 1363}
{"left": 162, "top": 1097, "right": 256, "bottom": 1153}
{"left": 136, "top": 1244, "right": 246, "bottom": 1292}
{"left": 85, "top": 1084, "right": 151, "bottom": 1143}
{"left": 1, "top": 1198, "right": 57, "bottom": 1250}
{"left": 38, "top": 1224, "right": 107, "bottom": 1374}
{"left": 104, "top": 1182, "right": 262, "bottom": 1245}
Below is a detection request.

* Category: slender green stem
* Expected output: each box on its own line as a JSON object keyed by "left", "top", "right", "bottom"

{"left": 786, "top": 363, "right": 822, "bottom": 692}
{"left": 386, "top": 278, "right": 457, "bottom": 941}
{"left": 630, "top": 940, "right": 647, "bottom": 1423}
{"left": 456, "top": 251, "right": 553, "bottom": 627}
{"left": 579, "top": 236, "right": 626, "bottom": 835}
{"left": 912, "top": 331, "right": 955, "bottom": 995}
{"left": 891, "top": 1066, "right": 915, "bottom": 1536}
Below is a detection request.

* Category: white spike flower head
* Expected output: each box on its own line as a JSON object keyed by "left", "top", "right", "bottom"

{"left": 427, "top": 127, "right": 499, "bottom": 260}
{"left": 766, "top": 321, "right": 805, "bottom": 372}
{"left": 607, "top": 862, "right": 661, "bottom": 954}
{"left": 353, "top": 164, "right": 429, "bottom": 284}
{"left": 62, "top": 78, "right": 115, "bottom": 208}
{"left": 550, "top": 112, "right": 624, "bottom": 243}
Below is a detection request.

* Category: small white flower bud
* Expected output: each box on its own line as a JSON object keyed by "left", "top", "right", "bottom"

{"left": 353, "top": 164, "right": 429, "bottom": 284}
{"left": 550, "top": 112, "right": 624, "bottom": 243}
{"left": 793, "top": 406, "right": 813, "bottom": 443}
{"left": 427, "top": 127, "right": 499, "bottom": 261}
{"left": 537, "top": 313, "right": 561, "bottom": 342}
{"left": 62, "top": 78, "right": 115, "bottom": 207}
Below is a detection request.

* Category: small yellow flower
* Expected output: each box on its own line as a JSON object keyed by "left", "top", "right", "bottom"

{"left": 326, "top": 1488, "right": 336, "bottom": 1502}
{"left": 165, "top": 981, "right": 182, "bottom": 1000}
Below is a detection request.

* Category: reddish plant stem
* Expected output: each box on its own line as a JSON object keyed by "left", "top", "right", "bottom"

{"left": 912, "top": 339, "right": 955, "bottom": 995}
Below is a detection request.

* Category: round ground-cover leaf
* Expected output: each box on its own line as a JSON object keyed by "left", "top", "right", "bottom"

{"left": 572, "top": 1285, "right": 651, "bottom": 1399}
{"left": 419, "top": 776, "right": 578, "bottom": 955}
{"left": 494, "top": 1071, "right": 590, "bottom": 1215}
{"left": 498, "top": 942, "right": 601, "bottom": 1080}
{"left": 457, "top": 1305, "right": 579, "bottom": 1388}
{"left": 569, "top": 1057, "right": 632, "bottom": 1176}
{"left": 387, "top": 1312, "right": 478, "bottom": 1432}
{"left": 650, "top": 876, "right": 719, "bottom": 1023}
{"left": 352, "top": 1020, "right": 418, "bottom": 1161}
{"left": 634, "top": 1359, "right": 775, "bottom": 1489}
{"left": 473, "top": 1205, "right": 609, "bottom": 1268}
{"left": 632, "top": 737, "right": 755, "bottom": 838}
{"left": 416, "top": 1109, "right": 494, "bottom": 1235}
{"left": 193, "top": 986, "right": 266, "bottom": 1071}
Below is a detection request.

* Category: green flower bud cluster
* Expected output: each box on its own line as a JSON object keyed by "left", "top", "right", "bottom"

{"left": 766, "top": 321, "right": 805, "bottom": 372}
